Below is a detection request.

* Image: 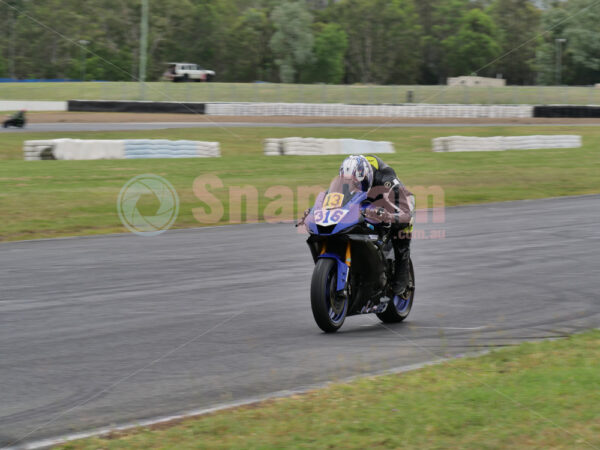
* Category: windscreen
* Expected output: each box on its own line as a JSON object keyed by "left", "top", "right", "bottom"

{"left": 323, "top": 176, "right": 361, "bottom": 209}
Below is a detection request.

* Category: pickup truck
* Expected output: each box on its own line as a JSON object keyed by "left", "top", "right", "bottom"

{"left": 163, "top": 63, "right": 215, "bottom": 82}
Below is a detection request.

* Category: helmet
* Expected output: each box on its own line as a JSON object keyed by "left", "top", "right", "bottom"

{"left": 339, "top": 155, "right": 373, "bottom": 192}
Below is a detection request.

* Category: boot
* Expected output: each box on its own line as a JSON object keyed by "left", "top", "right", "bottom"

{"left": 392, "top": 246, "right": 410, "bottom": 297}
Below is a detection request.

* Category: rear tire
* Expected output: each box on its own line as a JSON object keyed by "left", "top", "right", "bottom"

{"left": 377, "top": 258, "right": 415, "bottom": 323}
{"left": 311, "top": 258, "right": 347, "bottom": 333}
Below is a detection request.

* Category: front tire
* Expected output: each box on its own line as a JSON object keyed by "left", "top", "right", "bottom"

{"left": 377, "top": 258, "right": 415, "bottom": 323}
{"left": 311, "top": 258, "right": 348, "bottom": 333}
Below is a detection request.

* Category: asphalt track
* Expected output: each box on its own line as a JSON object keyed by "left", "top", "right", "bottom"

{"left": 1, "top": 195, "right": 599, "bottom": 447}
{"left": 2, "top": 122, "right": 600, "bottom": 133}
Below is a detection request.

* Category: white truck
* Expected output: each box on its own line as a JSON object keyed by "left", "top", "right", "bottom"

{"left": 163, "top": 63, "right": 215, "bottom": 82}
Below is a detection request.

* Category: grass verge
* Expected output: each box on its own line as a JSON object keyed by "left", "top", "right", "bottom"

{"left": 2, "top": 82, "right": 600, "bottom": 105}
{"left": 57, "top": 330, "right": 600, "bottom": 449}
{"left": 1, "top": 125, "right": 599, "bottom": 242}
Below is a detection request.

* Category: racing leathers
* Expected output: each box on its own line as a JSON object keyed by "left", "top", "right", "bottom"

{"left": 362, "top": 155, "right": 414, "bottom": 296}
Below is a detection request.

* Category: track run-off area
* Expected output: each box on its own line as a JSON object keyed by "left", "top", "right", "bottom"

{"left": 0, "top": 195, "right": 599, "bottom": 447}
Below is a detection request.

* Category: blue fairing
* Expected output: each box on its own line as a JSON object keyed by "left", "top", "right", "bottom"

{"left": 306, "top": 191, "right": 367, "bottom": 236}
{"left": 307, "top": 190, "right": 367, "bottom": 292}
{"left": 319, "top": 253, "right": 348, "bottom": 292}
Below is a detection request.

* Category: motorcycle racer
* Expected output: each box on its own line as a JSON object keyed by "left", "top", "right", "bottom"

{"left": 338, "top": 155, "right": 415, "bottom": 296}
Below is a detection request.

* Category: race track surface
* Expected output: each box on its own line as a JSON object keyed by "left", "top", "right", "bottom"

{"left": 3, "top": 122, "right": 600, "bottom": 133}
{"left": 1, "top": 195, "right": 599, "bottom": 447}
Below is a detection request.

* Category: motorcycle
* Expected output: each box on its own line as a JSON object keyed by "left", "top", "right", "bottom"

{"left": 303, "top": 175, "right": 415, "bottom": 333}
{"left": 3, "top": 111, "right": 26, "bottom": 129}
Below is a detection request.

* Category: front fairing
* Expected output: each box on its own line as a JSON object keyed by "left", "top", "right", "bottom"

{"left": 306, "top": 179, "right": 368, "bottom": 236}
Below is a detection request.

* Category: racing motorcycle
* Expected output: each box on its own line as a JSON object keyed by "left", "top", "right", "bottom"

{"left": 302, "top": 175, "right": 415, "bottom": 333}
{"left": 3, "top": 111, "right": 26, "bottom": 128}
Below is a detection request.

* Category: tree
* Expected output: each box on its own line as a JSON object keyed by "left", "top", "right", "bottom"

{"left": 269, "top": 1, "right": 314, "bottom": 83}
{"left": 0, "top": 0, "right": 26, "bottom": 78}
{"left": 561, "top": 0, "right": 600, "bottom": 84}
{"left": 304, "top": 23, "right": 348, "bottom": 83}
{"left": 223, "top": 8, "right": 274, "bottom": 81}
{"left": 336, "top": 0, "right": 422, "bottom": 84}
{"left": 535, "top": 4, "right": 569, "bottom": 85}
{"left": 443, "top": 9, "right": 501, "bottom": 77}
{"left": 488, "top": 0, "right": 541, "bottom": 84}
{"left": 535, "top": 0, "right": 600, "bottom": 85}
{"left": 418, "top": 0, "right": 472, "bottom": 83}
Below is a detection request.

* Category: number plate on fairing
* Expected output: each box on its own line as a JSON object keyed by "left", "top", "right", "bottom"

{"left": 314, "top": 209, "right": 349, "bottom": 226}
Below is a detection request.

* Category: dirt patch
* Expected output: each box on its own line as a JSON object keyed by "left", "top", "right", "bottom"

{"left": 22, "top": 111, "right": 600, "bottom": 125}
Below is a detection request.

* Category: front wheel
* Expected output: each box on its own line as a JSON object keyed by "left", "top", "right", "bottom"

{"left": 311, "top": 258, "right": 348, "bottom": 333}
{"left": 377, "top": 258, "right": 415, "bottom": 323}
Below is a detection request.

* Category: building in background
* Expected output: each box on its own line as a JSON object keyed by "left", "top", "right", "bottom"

{"left": 447, "top": 76, "right": 506, "bottom": 87}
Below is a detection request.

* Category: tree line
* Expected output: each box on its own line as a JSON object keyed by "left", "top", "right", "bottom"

{"left": 0, "top": 0, "right": 598, "bottom": 86}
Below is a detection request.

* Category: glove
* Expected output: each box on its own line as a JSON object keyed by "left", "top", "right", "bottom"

{"left": 296, "top": 208, "right": 311, "bottom": 227}
{"left": 363, "top": 206, "right": 412, "bottom": 226}
{"left": 363, "top": 206, "right": 394, "bottom": 224}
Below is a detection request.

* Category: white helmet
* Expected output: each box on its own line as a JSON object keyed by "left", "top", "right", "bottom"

{"left": 339, "top": 155, "right": 374, "bottom": 192}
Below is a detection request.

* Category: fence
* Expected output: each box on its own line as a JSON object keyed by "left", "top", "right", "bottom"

{"left": 3, "top": 82, "right": 600, "bottom": 105}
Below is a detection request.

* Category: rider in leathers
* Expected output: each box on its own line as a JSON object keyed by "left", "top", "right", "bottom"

{"left": 301, "top": 155, "right": 414, "bottom": 296}
{"left": 357, "top": 155, "right": 414, "bottom": 296}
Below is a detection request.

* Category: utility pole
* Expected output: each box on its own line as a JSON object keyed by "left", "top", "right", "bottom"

{"left": 78, "top": 40, "right": 89, "bottom": 81}
{"left": 555, "top": 38, "right": 567, "bottom": 85}
{"left": 139, "top": 0, "right": 149, "bottom": 99}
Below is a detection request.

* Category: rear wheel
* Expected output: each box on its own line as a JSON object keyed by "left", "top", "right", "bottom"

{"left": 311, "top": 258, "right": 348, "bottom": 333}
{"left": 377, "top": 258, "right": 415, "bottom": 323}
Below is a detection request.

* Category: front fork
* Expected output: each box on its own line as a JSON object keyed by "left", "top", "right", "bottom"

{"left": 318, "top": 241, "right": 351, "bottom": 294}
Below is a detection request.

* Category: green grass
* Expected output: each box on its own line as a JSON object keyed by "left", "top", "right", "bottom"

{"left": 2, "top": 82, "right": 600, "bottom": 105}
{"left": 1, "top": 125, "right": 599, "bottom": 242}
{"left": 57, "top": 330, "right": 600, "bottom": 449}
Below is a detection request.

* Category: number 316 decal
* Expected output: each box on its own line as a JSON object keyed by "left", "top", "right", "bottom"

{"left": 314, "top": 209, "right": 348, "bottom": 226}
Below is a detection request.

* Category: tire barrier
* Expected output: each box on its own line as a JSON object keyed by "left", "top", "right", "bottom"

{"left": 432, "top": 135, "right": 582, "bottom": 153}
{"left": 533, "top": 105, "right": 600, "bottom": 118}
{"left": 0, "top": 100, "right": 67, "bottom": 111}
{"left": 23, "top": 140, "right": 57, "bottom": 160}
{"left": 67, "top": 100, "right": 206, "bottom": 114}
{"left": 207, "top": 102, "right": 533, "bottom": 118}
{"left": 65, "top": 100, "right": 532, "bottom": 118}
{"left": 124, "top": 140, "right": 220, "bottom": 158}
{"left": 264, "top": 138, "right": 394, "bottom": 156}
{"left": 23, "top": 139, "right": 220, "bottom": 160}
{"left": 18, "top": 100, "right": 600, "bottom": 118}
